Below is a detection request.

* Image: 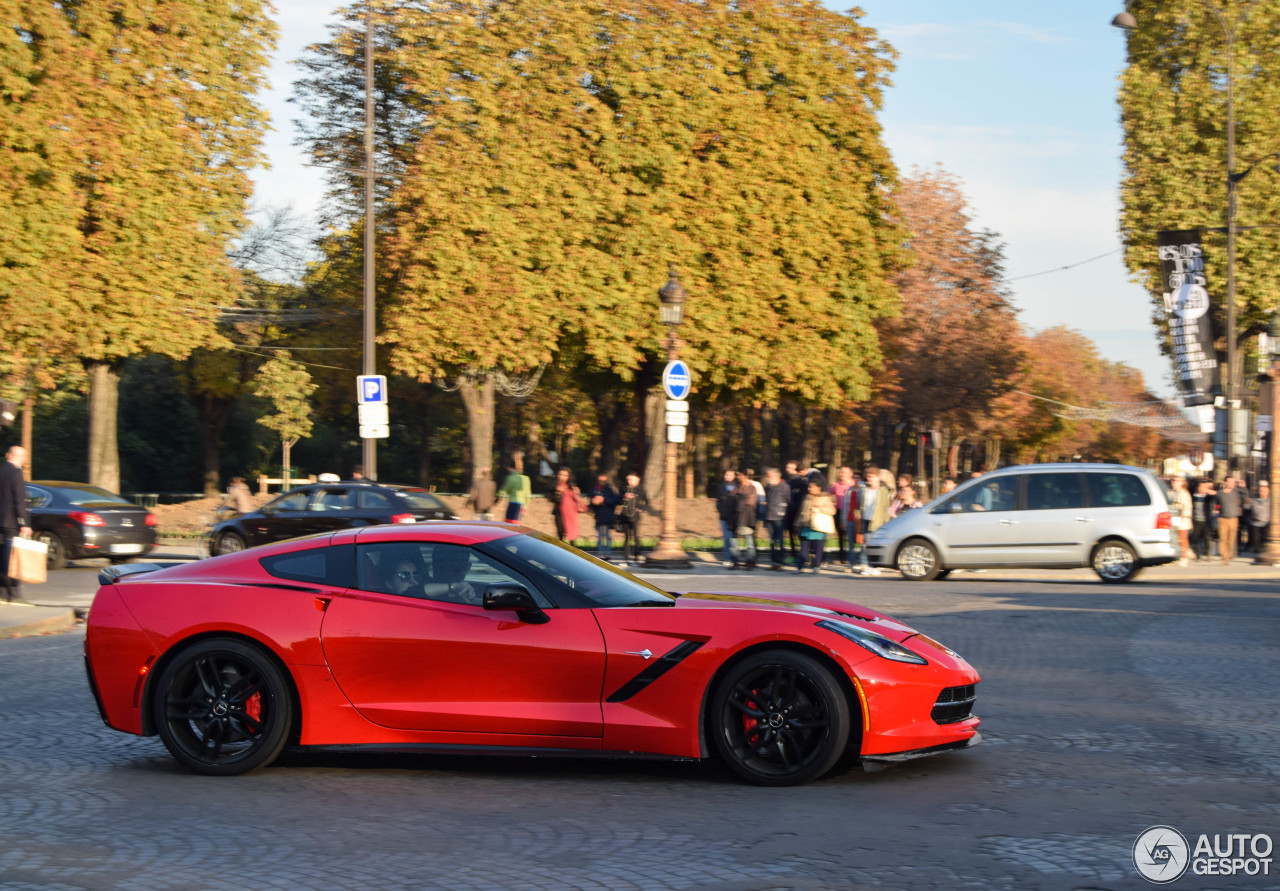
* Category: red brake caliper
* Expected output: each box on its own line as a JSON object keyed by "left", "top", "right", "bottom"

{"left": 245, "top": 692, "right": 262, "bottom": 730}
{"left": 742, "top": 688, "right": 760, "bottom": 746}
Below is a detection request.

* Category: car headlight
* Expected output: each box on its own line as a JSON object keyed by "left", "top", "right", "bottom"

{"left": 816, "top": 619, "right": 928, "bottom": 665}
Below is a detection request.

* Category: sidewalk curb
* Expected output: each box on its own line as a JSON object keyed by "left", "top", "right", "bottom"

{"left": 0, "top": 606, "right": 79, "bottom": 640}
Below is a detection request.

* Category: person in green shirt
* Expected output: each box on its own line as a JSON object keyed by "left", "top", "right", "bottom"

{"left": 498, "top": 462, "right": 532, "bottom": 522}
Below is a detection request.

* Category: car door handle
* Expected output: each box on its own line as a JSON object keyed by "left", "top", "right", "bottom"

{"left": 1075, "top": 517, "right": 1094, "bottom": 523}
{"left": 999, "top": 519, "right": 1019, "bottom": 525}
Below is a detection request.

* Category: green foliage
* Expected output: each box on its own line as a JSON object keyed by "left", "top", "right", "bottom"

{"left": 252, "top": 352, "right": 317, "bottom": 447}
{"left": 1118, "top": 0, "right": 1280, "bottom": 354}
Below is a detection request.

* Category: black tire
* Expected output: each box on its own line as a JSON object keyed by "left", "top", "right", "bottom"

{"left": 152, "top": 638, "right": 293, "bottom": 776}
{"left": 37, "top": 531, "right": 66, "bottom": 571}
{"left": 108, "top": 556, "right": 133, "bottom": 565}
{"left": 213, "top": 531, "right": 247, "bottom": 556}
{"left": 1092, "top": 539, "right": 1142, "bottom": 583}
{"left": 896, "top": 538, "right": 943, "bottom": 581}
{"left": 935, "top": 569, "right": 952, "bottom": 580}
{"left": 709, "top": 650, "right": 850, "bottom": 786}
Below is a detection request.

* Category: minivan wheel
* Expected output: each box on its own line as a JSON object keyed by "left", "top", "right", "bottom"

{"left": 897, "top": 539, "right": 942, "bottom": 581}
{"left": 1092, "top": 540, "right": 1141, "bottom": 583}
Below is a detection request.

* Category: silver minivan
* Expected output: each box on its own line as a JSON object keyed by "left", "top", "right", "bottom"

{"left": 865, "top": 463, "right": 1178, "bottom": 583}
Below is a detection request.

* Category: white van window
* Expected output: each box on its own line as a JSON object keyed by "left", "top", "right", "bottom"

{"left": 1085, "top": 473, "right": 1151, "bottom": 508}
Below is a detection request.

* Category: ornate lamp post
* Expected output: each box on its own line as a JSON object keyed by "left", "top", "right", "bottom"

{"left": 1256, "top": 311, "right": 1280, "bottom": 565}
{"left": 646, "top": 268, "right": 692, "bottom": 569}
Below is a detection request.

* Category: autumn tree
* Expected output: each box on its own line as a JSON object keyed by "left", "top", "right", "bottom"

{"left": 0, "top": 0, "right": 277, "bottom": 492}
{"left": 1117, "top": 0, "right": 1280, "bottom": 377}
{"left": 880, "top": 167, "right": 1023, "bottom": 464}
{"left": 297, "top": 0, "right": 905, "bottom": 485}
{"left": 253, "top": 352, "right": 316, "bottom": 490}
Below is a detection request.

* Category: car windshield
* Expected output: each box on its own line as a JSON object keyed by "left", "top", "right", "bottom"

{"left": 478, "top": 532, "right": 676, "bottom": 607}
{"left": 57, "top": 486, "right": 131, "bottom": 505}
{"left": 391, "top": 489, "right": 448, "bottom": 512}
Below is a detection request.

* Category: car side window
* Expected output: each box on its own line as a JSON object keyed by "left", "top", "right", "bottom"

{"left": 1026, "top": 473, "right": 1087, "bottom": 511}
{"left": 952, "top": 478, "right": 1018, "bottom": 512}
{"left": 358, "top": 542, "right": 550, "bottom": 608}
{"left": 357, "top": 489, "right": 392, "bottom": 510}
{"left": 1085, "top": 473, "right": 1151, "bottom": 507}
{"left": 314, "top": 488, "right": 352, "bottom": 511}
{"left": 25, "top": 485, "right": 49, "bottom": 509}
{"left": 271, "top": 490, "right": 313, "bottom": 512}
{"left": 260, "top": 545, "right": 354, "bottom": 587}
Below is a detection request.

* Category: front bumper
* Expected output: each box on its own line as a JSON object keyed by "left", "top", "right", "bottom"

{"left": 861, "top": 731, "right": 983, "bottom": 769}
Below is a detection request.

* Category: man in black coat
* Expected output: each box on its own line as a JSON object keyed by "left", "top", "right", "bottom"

{"left": 0, "top": 446, "right": 32, "bottom": 603}
{"left": 588, "top": 474, "right": 620, "bottom": 561}
{"left": 783, "top": 461, "right": 807, "bottom": 565}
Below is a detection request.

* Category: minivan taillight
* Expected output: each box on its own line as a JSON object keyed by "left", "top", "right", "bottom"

{"left": 1155, "top": 511, "right": 1171, "bottom": 530}
{"left": 390, "top": 513, "right": 416, "bottom": 525}
{"left": 69, "top": 511, "right": 106, "bottom": 526}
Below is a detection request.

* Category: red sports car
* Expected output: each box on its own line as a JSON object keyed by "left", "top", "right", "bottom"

{"left": 85, "top": 523, "right": 981, "bottom": 786}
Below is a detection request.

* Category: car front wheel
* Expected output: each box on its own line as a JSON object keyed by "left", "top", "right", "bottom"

{"left": 214, "top": 531, "right": 247, "bottom": 556}
{"left": 896, "top": 538, "right": 943, "bottom": 581}
{"left": 152, "top": 638, "right": 293, "bottom": 776}
{"left": 710, "top": 650, "right": 850, "bottom": 786}
{"left": 1092, "top": 540, "right": 1141, "bottom": 583}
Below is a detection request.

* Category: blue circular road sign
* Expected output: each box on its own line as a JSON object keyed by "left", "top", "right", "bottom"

{"left": 663, "top": 360, "right": 692, "bottom": 401}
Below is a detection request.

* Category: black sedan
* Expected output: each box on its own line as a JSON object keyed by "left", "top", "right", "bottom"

{"left": 208, "top": 481, "right": 459, "bottom": 555}
{"left": 27, "top": 481, "right": 158, "bottom": 570}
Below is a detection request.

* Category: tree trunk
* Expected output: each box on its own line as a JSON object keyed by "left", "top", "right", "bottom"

{"left": 985, "top": 437, "right": 1002, "bottom": 472}
{"left": 643, "top": 388, "right": 665, "bottom": 500}
{"left": 800, "top": 406, "right": 818, "bottom": 468}
{"left": 86, "top": 361, "right": 121, "bottom": 493}
{"left": 21, "top": 396, "right": 33, "bottom": 480}
{"left": 417, "top": 387, "right": 432, "bottom": 486}
{"left": 693, "top": 413, "right": 708, "bottom": 497}
{"left": 198, "top": 393, "right": 234, "bottom": 497}
{"left": 457, "top": 374, "right": 496, "bottom": 483}
{"left": 760, "top": 405, "right": 776, "bottom": 472}
{"left": 281, "top": 437, "right": 295, "bottom": 490}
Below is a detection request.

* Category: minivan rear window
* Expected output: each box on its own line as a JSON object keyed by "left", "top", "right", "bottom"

{"left": 1085, "top": 473, "right": 1151, "bottom": 508}
{"left": 1027, "top": 473, "right": 1086, "bottom": 511}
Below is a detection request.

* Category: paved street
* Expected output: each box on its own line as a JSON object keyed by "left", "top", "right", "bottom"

{"left": 2, "top": 562, "right": 1278, "bottom": 889}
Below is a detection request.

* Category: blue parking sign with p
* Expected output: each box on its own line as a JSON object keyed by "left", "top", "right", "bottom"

{"left": 357, "top": 375, "right": 388, "bottom": 405}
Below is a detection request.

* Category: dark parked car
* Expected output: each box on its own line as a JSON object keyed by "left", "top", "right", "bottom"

{"left": 27, "top": 481, "right": 158, "bottom": 570}
{"left": 208, "top": 481, "right": 459, "bottom": 555}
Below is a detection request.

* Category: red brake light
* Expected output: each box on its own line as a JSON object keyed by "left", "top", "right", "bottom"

{"left": 1155, "top": 511, "right": 1171, "bottom": 530}
{"left": 69, "top": 511, "right": 106, "bottom": 526}
{"left": 144, "top": 513, "right": 158, "bottom": 527}
{"left": 390, "top": 513, "right": 416, "bottom": 525}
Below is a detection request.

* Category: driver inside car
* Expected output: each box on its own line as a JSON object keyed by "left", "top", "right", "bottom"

{"left": 423, "top": 545, "right": 480, "bottom": 605}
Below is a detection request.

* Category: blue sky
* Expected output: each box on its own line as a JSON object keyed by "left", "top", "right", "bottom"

{"left": 250, "top": 0, "right": 1172, "bottom": 395}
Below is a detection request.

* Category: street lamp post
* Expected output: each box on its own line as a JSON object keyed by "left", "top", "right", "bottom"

{"left": 1113, "top": 0, "right": 1260, "bottom": 472}
{"left": 361, "top": 0, "right": 378, "bottom": 480}
{"left": 646, "top": 268, "right": 692, "bottom": 569}
{"left": 1256, "top": 311, "right": 1280, "bottom": 565}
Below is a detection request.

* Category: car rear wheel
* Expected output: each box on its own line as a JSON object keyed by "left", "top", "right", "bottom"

{"left": 152, "top": 638, "right": 293, "bottom": 776}
{"left": 710, "top": 650, "right": 850, "bottom": 786}
{"left": 1092, "top": 540, "right": 1141, "bottom": 583}
{"left": 36, "top": 532, "right": 66, "bottom": 571}
{"left": 214, "top": 531, "right": 247, "bottom": 556}
{"left": 896, "top": 538, "right": 942, "bottom": 581}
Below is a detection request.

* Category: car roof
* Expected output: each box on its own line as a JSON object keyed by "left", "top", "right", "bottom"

{"left": 982, "top": 463, "right": 1154, "bottom": 476}
{"left": 345, "top": 521, "right": 522, "bottom": 544}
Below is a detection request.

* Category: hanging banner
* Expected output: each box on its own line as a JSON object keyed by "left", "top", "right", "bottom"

{"left": 1157, "top": 230, "right": 1220, "bottom": 406}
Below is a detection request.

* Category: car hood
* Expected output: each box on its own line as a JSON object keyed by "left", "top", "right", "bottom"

{"left": 673, "top": 591, "right": 918, "bottom": 642}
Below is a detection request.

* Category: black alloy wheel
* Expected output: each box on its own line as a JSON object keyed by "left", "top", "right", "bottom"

{"left": 214, "top": 531, "right": 247, "bottom": 556}
{"left": 37, "top": 531, "right": 66, "bottom": 571}
{"left": 710, "top": 650, "right": 850, "bottom": 786}
{"left": 152, "top": 638, "right": 292, "bottom": 776}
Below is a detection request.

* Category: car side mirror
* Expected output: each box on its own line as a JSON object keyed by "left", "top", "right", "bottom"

{"left": 483, "top": 583, "right": 549, "bottom": 624}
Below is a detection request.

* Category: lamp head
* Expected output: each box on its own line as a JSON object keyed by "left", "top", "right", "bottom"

{"left": 658, "top": 266, "right": 687, "bottom": 327}
{"left": 1111, "top": 11, "right": 1136, "bottom": 30}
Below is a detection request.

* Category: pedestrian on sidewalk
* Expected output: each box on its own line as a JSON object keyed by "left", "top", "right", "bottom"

{"left": 730, "top": 472, "right": 759, "bottom": 570}
{"left": 1247, "top": 480, "right": 1270, "bottom": 555}
{"left": 783, "top": 461, "right": 806, "bottom": 565}
{"left": 830, "top": 467, "right": 856, "bottom": 566}
{"left": 589, "top": 474, "right": 620, "bottom": 560}
{"left": 1190, "top": 479, "right": 1212, "bottom": 560}
{"left": 796, "top": 477, "right": 836, "bottom": 573}
{"left": 1215, "top": 476, "right": 1244, "bottom": 564}
{"left": 547, "top": 468, "right": 584, "bottom": 542}
{"left": 1168, "top": 475, "right": 1193, "bottom": 565}
{"left": 853, "top": 465, "right": 891, "bottom": 575}
{"left": 715, "top": 469, "right": 738, "bottom": 568}
{"left": 466, "top": 467, "right": 498, "bottom": 521}
{"left": 0, "top": 446, "right": 32, "bottom": 603}
{"left": 615, "top": 472, "right": 648, "bottom": 564}
{"left": 498, "top": 460, "right": 532, "bottom": 523}
{"left": 763, "top": 467, "right": 791, "bottom": 569}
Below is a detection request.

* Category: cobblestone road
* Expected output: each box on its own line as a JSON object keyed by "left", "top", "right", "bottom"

{"left": 1, "top": 571, "right": 1277, "bottom": 889}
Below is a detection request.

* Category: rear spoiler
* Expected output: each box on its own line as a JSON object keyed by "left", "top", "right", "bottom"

{"left": 98, "top": 562, "right": 187, "bottom": 586}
